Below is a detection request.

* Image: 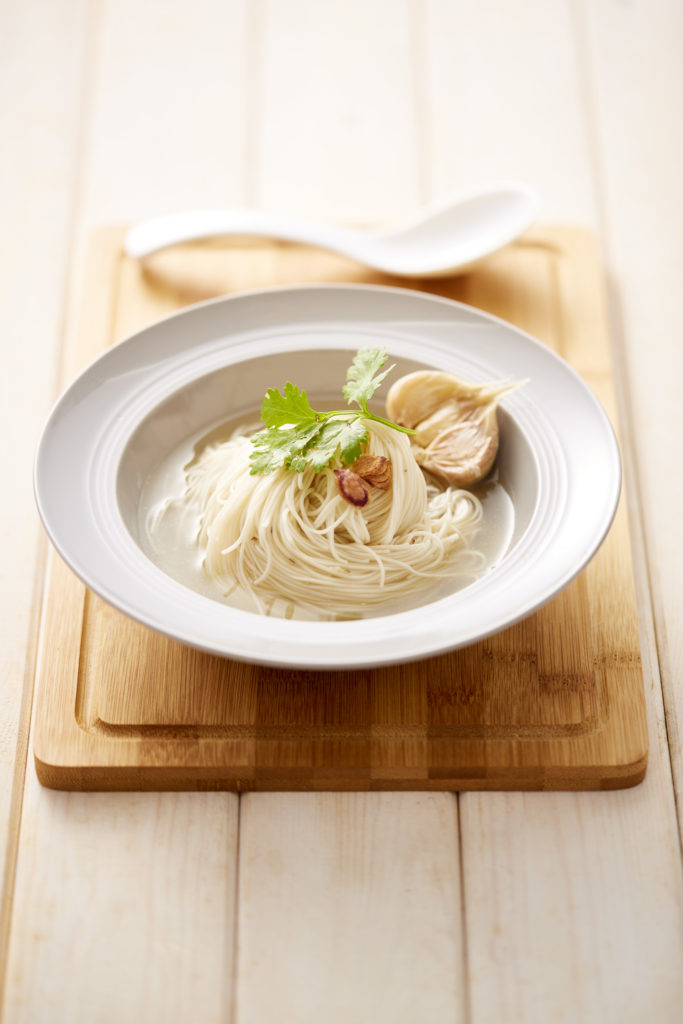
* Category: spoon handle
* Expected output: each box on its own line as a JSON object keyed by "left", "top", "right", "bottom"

{"left": 124, "top": 209, "right": 357, "bottom": 259}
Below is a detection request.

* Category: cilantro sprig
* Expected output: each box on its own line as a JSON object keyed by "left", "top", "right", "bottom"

{"left": 249, "top": 348, "right": 413, "bottom": 475}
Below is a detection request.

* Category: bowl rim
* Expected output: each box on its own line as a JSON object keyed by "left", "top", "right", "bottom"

{"left": 34, "top": 282, "right": 621, "bottom": 669}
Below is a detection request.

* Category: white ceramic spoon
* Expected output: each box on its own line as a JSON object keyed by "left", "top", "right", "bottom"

{"left": 124, "top": 182, "right": 537, "bottom": 278}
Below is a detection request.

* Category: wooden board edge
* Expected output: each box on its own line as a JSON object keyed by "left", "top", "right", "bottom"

{"left": 32, "top": 751, "right": 648, "bottom": 792}
{"left": 29, "top": 224, "right": 650, "bottom": 793}
{"left": 30, "top": 224, "right": 125, "bottom": 788}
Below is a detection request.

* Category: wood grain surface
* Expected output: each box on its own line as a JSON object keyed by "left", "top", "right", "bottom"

{"left": 32, "top": 225, "right": 647, "bottom": 791}
{"left": 4, "top": 3, "right": 683, "bottom": 1021}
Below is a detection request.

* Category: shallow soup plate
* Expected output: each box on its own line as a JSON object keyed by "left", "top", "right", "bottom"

{"left": 34, "top": 284, "right": 620, "bottom": 669}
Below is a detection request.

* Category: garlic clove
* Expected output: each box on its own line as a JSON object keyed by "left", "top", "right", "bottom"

{"left": 334, "top": 469, "right": 369, "bottom": 506}
{"left": 352, "top": 455, "right": 393, "bottom": 490}
{"left": 414, "top": 414, "right": 499, "bottom": 487}
{"left": 386, "top": 371, "right": 464, "bottom": 429}
{"left": 386, "top": 370, "right": 521, "bottom": 487}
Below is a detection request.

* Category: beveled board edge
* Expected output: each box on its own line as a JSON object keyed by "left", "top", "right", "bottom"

{"left": 32, "top": 225, "right": 649, "bottom": 790}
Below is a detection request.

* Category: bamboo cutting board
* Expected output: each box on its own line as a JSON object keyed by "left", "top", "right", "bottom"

{"left": 33, "top": 226, "right": 648, "bottom": 790}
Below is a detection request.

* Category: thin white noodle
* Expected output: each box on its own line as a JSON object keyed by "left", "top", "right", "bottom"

{"left": 164, "top": 419, "right": 484, "bottom": 618}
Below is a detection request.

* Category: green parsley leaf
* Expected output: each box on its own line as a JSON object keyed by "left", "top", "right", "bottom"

{"left": 260, "top": 382, "right": 317, "bottom": 427}
{"left": 342, "top": 347, "right": 395, "bottom": 411}
{"left": 249, "top": 421, "right": 322, "bottom": 474}
{"left": 248, "top": 348, "right": 413, "bottom": 475}
{"left": 304, "top": 418, "right": 369, "bottom": 471}
{"left": 335, "top": 418, "right": 369, "bottom": 466}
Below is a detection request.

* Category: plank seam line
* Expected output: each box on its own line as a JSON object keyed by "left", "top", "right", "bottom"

{"left": 0, "top": 0, "right": 105, "bottom": 1009}
{"left": 569, "top": 0, "right": 683, "bottom": 855}
{"left": 0, "top": 534, "right": 47, "bottom": 1011}
{"left": 244, "top": 0, "right": 264, "bottom": 208}
{"left": 410, "top": 0, "right": 432, "bottom": 206}
{"left": 229, "top": 794, "right": 243, "bottom": 1024}
{"left": 456, "top": 794, "right": 472, "bottom": 1024}
{"left": 53, "top": 0, "right": 105, "bottom": 393}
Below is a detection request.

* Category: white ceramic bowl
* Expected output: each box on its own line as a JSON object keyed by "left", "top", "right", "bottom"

{"left": 34, "top": 285, "right": 620, "bottom": 669}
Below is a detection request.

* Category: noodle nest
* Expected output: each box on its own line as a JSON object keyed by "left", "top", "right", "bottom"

{"left": 172, "top": 419, "right": 484, "bottom": 618}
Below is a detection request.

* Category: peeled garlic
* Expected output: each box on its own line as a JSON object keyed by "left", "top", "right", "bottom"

{"left": 385, "top": 371, "right": 520, "bottom": 487}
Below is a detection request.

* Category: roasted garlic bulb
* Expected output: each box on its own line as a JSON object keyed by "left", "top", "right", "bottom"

{"left": 385, "top": 371, "right": 520, "bottom": 486}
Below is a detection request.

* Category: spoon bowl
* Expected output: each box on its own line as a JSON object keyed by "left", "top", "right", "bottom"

{"left": 124, "top": 182, "right": 537, "bottom": 278}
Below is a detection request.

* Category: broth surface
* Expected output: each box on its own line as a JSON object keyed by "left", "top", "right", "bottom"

{"left": 138, "top": 411, "right": 516, "bottom": 620}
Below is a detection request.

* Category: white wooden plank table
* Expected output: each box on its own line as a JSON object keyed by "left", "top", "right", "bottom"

{"left": 1, "top": 1, "right": 682, "bottom": 1020}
